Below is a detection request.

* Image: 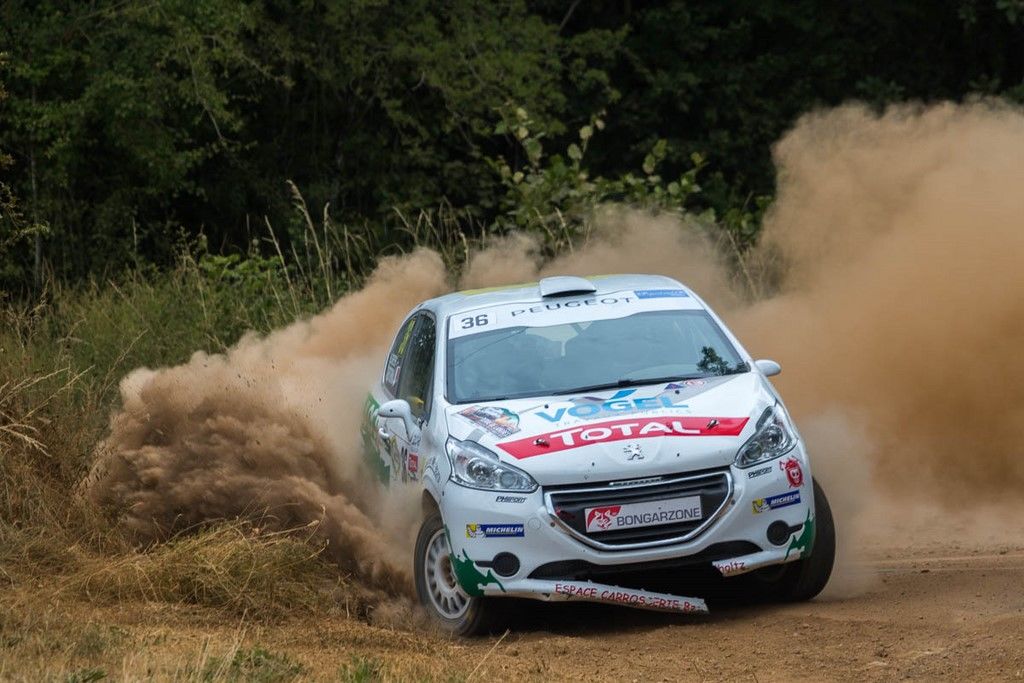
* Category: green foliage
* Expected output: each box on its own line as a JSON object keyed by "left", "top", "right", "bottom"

{"left": 718, "top": 195, "right": 774, "bottom": 250}
{"left": 489, "top": 105, "right": 708, "bottom": 253}
{"left": 2, "top": 1, "right": 1023, "bottom": 293}
{"left": 1, "top": 1, "right": 276, "bottom": 275}
{"left": 202, "top": 645, "right": 305, "bottom": 683}
{"left": 0, "top": 52, "right": 45, "bottom": 292}
{"left": 64, "top": 668, "right": 107, "bottom": 683}
{"left": 339, "top": 655, "right": 384, "bottom": 683}
{"left": 0, "top": 0, "right": 623, "bottom": 290}
{"left": 71, "top": 624, "right": 127, "bottom": 660}
{"left": 551, "top": 1, "right": 1024, "bottom": 205}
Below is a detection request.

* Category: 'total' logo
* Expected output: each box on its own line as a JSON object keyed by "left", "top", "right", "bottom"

{"left": 586, "top": 506, "right": 621, "bottom": 531}
{"left": 497, "top": 416, "right": 749, "bottom": 459}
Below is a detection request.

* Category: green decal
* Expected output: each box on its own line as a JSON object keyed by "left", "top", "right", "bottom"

{"left": 396, "top": 318, "right": 417, "bottom": 355}
{"left": 458, "top": 280, "right": 538, "bottom": 296}
{"left": 360, "top": 394, "right": 390, "bottom": 484}
{"left": 446, "top": 530, "right": 505, "bottom": 597}
{"left": 785, "top": 510, "right": 815, "bottom": 560}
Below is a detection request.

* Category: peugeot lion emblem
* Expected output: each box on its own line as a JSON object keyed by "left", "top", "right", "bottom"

{"left": 624, "top": 443, "right": 644, "bottom": 461}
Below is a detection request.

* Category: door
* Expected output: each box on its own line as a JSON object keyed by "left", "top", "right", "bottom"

{"left": 374, "top": 312, "right": 437, "bottom": 484}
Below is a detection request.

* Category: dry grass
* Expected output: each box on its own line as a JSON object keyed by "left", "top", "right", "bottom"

{"left": 0, "top": 228, "right": 473, "bottom": 680}
{"left": 0, "top": 520, "right": 478, "bottom": 681}
{"left": 64, "top": 524, "right": 373, "bottom": 619}
{"left": 0, "top": 583, "right": 520, "bottom": 682}
{"left": 0, "top": 194, "right": 772, "bottom": 679}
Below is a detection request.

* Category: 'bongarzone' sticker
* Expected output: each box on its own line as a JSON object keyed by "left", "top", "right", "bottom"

{"left": 585, "top": 496, "right": 702, "bottom": 532}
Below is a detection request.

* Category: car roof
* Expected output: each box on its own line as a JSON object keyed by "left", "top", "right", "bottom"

{"left": 418, "top": 273, "right": 696, "bottom": 319}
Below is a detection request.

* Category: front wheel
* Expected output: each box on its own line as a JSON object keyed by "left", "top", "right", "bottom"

{"left": 414, "top": 509, "right": 499, "bottom": 636}
{"left": 748, "top": 477, "right": 836, "bottom": 602}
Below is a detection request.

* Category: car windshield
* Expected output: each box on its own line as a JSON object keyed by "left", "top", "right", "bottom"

{"left": 446, "top": 309, "right": 747, "bottom": 403}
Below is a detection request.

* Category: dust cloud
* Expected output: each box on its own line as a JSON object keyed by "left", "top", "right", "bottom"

{"left": 743, "top": 101, "right": 1024, "bottom": 500}
{"left": 463, "top": 102, "right": 1024, "bottom": 594}
{"left": 461, "top": 210, "right": 739, "bottom": 312}
{"left": 85, "top": 101, "right": 1024, "bottom": 603}
{"left": 737, "top": 102, "right": 1024, "bottom": 593}
{"left": 84, "top": 249, "right": 449, "bottom": 597}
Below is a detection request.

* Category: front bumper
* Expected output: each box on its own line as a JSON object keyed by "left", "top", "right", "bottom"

{"left": 440, "top": 447, "right": 816, "bottom": 603}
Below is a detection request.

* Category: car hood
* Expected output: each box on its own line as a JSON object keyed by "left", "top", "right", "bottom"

{"left": 444, "top": 373, "right": 771, "bottom": 486}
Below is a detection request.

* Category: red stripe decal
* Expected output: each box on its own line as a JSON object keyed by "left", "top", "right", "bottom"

{"left": 496, "top": 416, "right": 749, "bottom": 459}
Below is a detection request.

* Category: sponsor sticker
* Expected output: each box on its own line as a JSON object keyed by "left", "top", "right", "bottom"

{"left": 535, "top": 388, "right": 687, "bottom": 423}
{"left": 458, "top": 405, "right": 520, "bottom": 438}
{"left": 633, "top": 289, "right": 689, "bottom": 299}
{"left": 447, "top": 288, "right": 701, "bottom": 340}
{"left": 746, "top": 465, "right": 772, "bottom": 479}
{"left": 406, "top": 452, "right": 418, "bottom": 479}
{"left": 552, "top": 581, "right": 707, "bottom": 613}
{"left": 361, "top": 394, "right": 389, "bottom": 484}
{"left": 509, "top": 296, "right": 633, "bottom": 318}
{"left": 495, "top": 495, "right": 527, "bottom": 503}
{"left": 780, "top": 457, "right": 804, "bottom": 488}
{"left": 752, "top": 491, "right": 801, "bottom": 514}
{"left": 497, "top": 415, "right": 749, "bottom": 459}
{"left": 585, "top": 496, "right": 702, "bottom": 533}
{"left": 466, "top": 523, "right": 525, "bottom": 539}
{"left": 396, "top": 318, "right": 416, "bottom": 355}
{"left": 384, "top": 353, "right": 400, "bottom": 387}
{"left": 425, "top": 455, "right": 441, "bottom": 482}
{"left": 715, "top": 560, "right": 747, "bottom": 576}
{"left": 532, "top": 378, "right": 728, "bottom": 426}
{"left": 666, "top": 378, "right": 705, "bottom": 388}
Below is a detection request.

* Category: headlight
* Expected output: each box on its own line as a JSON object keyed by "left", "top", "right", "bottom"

{"left": 446, "top": 438, "right": 538, "bottom": 492}
{"left": 734, "top": 404, "right": 797, "bottom": 468}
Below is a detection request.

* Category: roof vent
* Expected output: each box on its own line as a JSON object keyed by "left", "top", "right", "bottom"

{"left": 538, "top": 276, "right": 597, "bottom": 298}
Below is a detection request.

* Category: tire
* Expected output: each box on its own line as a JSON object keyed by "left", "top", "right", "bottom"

{"left": 414, "top": 509, "right": 500, "bottom": 636}
{"left": 749, "top": 477, "right": 836, "bottom": 602}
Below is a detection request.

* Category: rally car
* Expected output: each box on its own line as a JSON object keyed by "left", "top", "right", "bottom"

{"left": 364, "top": 274, "right": 835, "bottom": 634}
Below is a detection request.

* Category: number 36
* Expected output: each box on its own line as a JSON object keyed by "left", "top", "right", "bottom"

{"left": 460, "top": 314, "right": 489, "bottom": 329}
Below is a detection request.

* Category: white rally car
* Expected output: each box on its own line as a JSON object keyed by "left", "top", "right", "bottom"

{"left": 364, "top": 274, "right": 834, "bottom": 634}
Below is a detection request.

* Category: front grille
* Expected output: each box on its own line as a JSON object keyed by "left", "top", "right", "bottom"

{"left": 544, "top": 469, "right": 732, "bottom": 550}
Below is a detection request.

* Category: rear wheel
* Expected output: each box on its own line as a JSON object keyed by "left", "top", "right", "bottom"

{"left": 414, "top": 509, "right": 499, "bottom": 636}
{"left": 749, "top": 477, "right": 836, "bottom": 602}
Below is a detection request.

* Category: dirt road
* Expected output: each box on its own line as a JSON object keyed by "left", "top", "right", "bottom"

{"left": 430, "top": 504, "right": 1024, "bottom": 682}
{"left": 6, "top": 505, "right": 1023, "bottom": 681}
{"left": 474, "top": 553, "right": 1024, "bottom": 681}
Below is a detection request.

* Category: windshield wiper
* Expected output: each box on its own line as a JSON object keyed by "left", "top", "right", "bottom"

{"left": 551, "top": 375, "right": 709, "bottom": 396}
{"left": 722, "top": 362, "right": 751, "bottom": 375}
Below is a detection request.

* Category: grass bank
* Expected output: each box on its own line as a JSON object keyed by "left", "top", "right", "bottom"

{"left": 0, "top": 192, "right": 759, "bottom": 679}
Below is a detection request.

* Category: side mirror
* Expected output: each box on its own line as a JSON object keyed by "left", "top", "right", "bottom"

{"left": 376, "top": 398, "right": 416, "bottom": 435}
{"left": 754, "top": 359, "right": 782, "bottom": 377}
